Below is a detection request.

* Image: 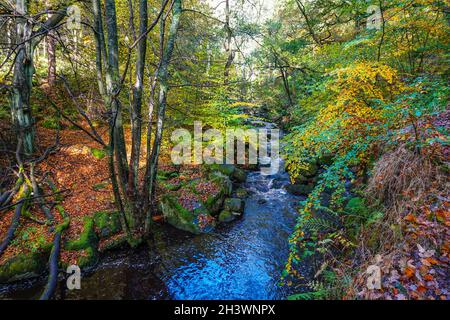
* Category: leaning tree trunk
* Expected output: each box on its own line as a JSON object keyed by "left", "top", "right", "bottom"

{"left": 144, "top": 0, "right": 182, "bottom": 233}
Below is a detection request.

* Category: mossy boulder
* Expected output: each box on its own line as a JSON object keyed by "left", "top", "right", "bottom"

{"left": 293, "top": 175, "right": 308, "bottom": 185}
{"left": 0, "top": 251, "right": 49, "bottom": 283}
{"left": 209, "top": 164, "right": 247, "bottom": 183}
{"left": 77, "top": 247, "right": 98, "bottom": 269}
{"left": 65, "top": 217, "right": 98, "bottom": 250}
{"left": 209, "top": 164, "right": 235, "bottom": 176}
{"left": 218, "top": 210, "right": 235, "bottom": 223}
{"left": 224, "top": 198, "right": 244, "bottom": 213}
{"left": 160, "top": 195, "right": 216, "bottom": 234}
{"left": 285, "top": 184, "right": 314, "bottom": 196}
{"left": 235, "top": 188, "right": 249, "bottom": 198}
{"left": 93, "top": 211, "right": 122, "bottom": 239}
{"left": 299, "top": 161, "right": 318, "bottom": 178}
{"left": 209, "top": 172, "right": 233, "bottom": 196}
{"left": 232, "top": 167, "right": 247, "bottom": 183}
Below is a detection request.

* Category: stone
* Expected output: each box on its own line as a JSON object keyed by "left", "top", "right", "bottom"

{"left": 299, "top": 161, "right": 318, "bottom": 178}
{"left": 93, "top": 211, "right": 122, "bottom": 239}
{"left": 224, "top": 198, "right": 244, "bottom": 213}
{"left": 285, "top": 184, "right": 314, "bottom": 196}
{"left": 232, "top": 167, "right": 247, "bottom": 183}
{"left": 235, "top": 188, "right": 249, "bottom": 198}
{"left": 210, "top": 164, "right": 235, "bottom": 176}
{"left": 160, "top": 195, "right": 216, "bottom": 234}
{"left": 218, "top": 210, "right": 235, "bottom": 223}
{"left": 257, "top": 198, "right": 267, "bottom": 205}
{"left": 0, "top": 251, "right": 49, "bottom": 283}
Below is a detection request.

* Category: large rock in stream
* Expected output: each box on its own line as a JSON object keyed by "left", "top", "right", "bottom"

{"left": 159, "top": 171, "right": 233, "bottom": 234}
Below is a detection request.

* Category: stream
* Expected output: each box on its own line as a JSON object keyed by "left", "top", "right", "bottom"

{"left": 0, "top": 120, "right": 305, "bottom": 300}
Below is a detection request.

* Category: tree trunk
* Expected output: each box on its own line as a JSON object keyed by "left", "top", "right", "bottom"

{"left": 104, "top": 0, "right": 129, "bottom": 196}
{"left": 46, "top": 2, "right": 56, "bottom": 86}
{"left": 223, "top": 0, "right": 234, "bottom": 86}
{"left": 11, "top": 0, "right": 35, "bottom": 156}
{"left": 144, "top": 0, "right": 182, "bottom": 233}
{"left": 128, "top": 0, "right": 148, "bottom": 203}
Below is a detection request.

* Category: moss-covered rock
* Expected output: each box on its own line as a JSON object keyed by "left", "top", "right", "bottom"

{"left": 235, "top": 188, "right": 249, "bottom": 198}
{"left": 285, "top": 184, "right": 314, "bottom": 196}
{"left": 293, "top": 175, "right": 308, "bottom": 185}
{"left": 0, "top": 251, "right": 49, "bottom": 283}
{"left": 299, "top": 161, "right": 318, "bottom": 178}
{"left": 65, "top": 217, "right": 98, "bottom": 250}
{"left": 232, "top": 167, "right": 247, "bottom": 183}
{"left": 219, "top": 210, "right": 235, "bottom": 223}
{"left": 160, "top": 195, "right": 216, "bottom": 234}
{"left": 77, "top": 247, "right": 98, "bottom": 269}
{"left": 224, "top": 198, "right": 244, "bottom": 213}
{"left": 93, "top": 211, "right": 122, "bottom": 239}
{"left": 209, "top": 164, "right": 236, "bottom": 176}
{"left": 210, "top": 172, "right": 233, "bottom": 196}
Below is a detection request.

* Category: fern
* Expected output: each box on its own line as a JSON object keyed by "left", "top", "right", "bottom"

{"left": 304, "top": 217, "right": 339, "bottom": 233}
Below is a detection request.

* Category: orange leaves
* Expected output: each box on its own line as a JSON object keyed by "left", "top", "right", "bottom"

{"left": 404, "top": 266, "right": 415, "bottom": 279}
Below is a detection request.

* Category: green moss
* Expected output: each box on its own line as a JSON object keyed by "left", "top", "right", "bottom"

{"left": 160, "top": 194, "right": 214, "bottom": 234}
{"left": 65, "top": 217, "right": 98, "bottom": 250}
{"left": 0, "top": 251, "right": 49, "bottom": 283}
{"left": 93, "top": 182, "right": 108, "bottom": 191}
{"left": 209, "top": 164, "right": 235, "bottom": 176}
{"left": 219, "top": 210, "right": 235, "bottom": 223}
{"left": 93, "top": 211, "right": 122, "bottom": 238}
{"left": 235, "top": 188, "right": 249, "bottom": 198}
{"left": 77, "top": 247, "right": 98, "bottom": 269}
{"left": 160, "top": 181, "right": 183, "bottom": 191}
{"left": 91, "top": 147, "right": 107, "bottom": 159}
{"left": 41, "top": 118, "right": 60, "bottom": 130}
{"left": 157, "top": 170, "right": 179, "bottom": 181}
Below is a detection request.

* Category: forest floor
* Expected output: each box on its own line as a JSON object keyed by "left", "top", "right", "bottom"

{"left": 0, "top": 120, "right": 208, "bottom": 267}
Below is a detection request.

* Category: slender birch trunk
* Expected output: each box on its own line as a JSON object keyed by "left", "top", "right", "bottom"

{"left": 144, "top": 0, "right": 182, "bottom": 233}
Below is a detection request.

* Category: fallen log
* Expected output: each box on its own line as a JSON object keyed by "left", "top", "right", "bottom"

{"left": 39, "top": 231, "right": 62, "bottom": 300}
{"left": 39, "top": 196, "right": 70, "bottom": 300}
{"left": 0, "top": 185, "right": 29, "bottom": 257}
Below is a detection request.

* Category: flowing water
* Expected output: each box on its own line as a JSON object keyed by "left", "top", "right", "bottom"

{"left": 0, "top": 120, "right": 305, "bottom": 300}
